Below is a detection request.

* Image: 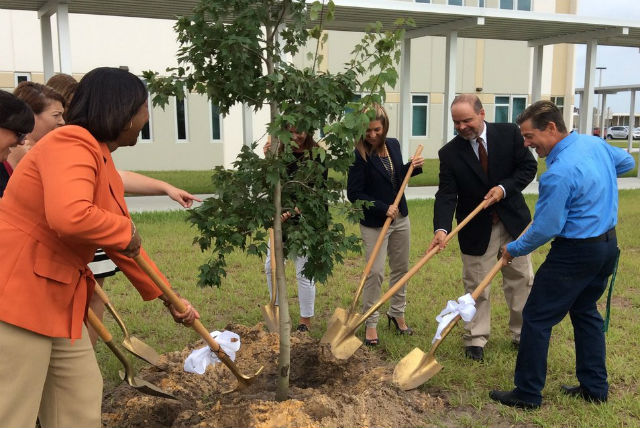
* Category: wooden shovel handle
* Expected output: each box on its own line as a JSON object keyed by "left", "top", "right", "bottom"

{"left": 357, "top": 199, "right": 489, "bottom": 325}
{"left": 133, "top": 255, "right": 224, "bottom": 355}
{"left": 429, "top": 221, "right": 532, "bottom": 353}
{"left": 92, "top": 281, "right": 111, "bottom": 305}
{"left": 350, "top": 145, "right": 423, "bottom": 312}
{"left": 87, "top": 308, "right": 112, "bottom": 342}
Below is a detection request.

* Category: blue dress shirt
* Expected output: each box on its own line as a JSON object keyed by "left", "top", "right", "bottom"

{"left": 507, "top": 131, "right": 635, "bottom": 257}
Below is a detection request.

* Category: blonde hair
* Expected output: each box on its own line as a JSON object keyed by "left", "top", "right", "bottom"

{"left": 356, "top": 103, "right": 389, "bottom": 161}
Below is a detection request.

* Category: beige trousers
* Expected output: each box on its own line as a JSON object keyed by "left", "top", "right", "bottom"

{"left": 460, "top": 221, "right": 533, "bottom": 347}
{"left": 360, "top": 215, "right": 411, "bottom": 328}
{"left": 0, "top": 321, "right": 103, "bottom": 428}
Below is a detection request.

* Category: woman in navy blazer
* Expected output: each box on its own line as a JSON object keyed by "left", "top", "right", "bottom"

{"left": 347, "top": 104, "right": 423, "bottom": 345}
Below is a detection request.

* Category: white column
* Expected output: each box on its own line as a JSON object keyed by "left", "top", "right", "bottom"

{"left": 242, "top": 103, "right": 253, "bottom": 147}
{"left": 599, "top": 93, "right": 607, "bottom": 139}
{"left": 627, "top": 90, "right": 635, "bottom": 152}
{"left": 56, "top": 2, "right": 72, "bottom": 74}
{"left": 398, "top": 38, "right": 411, "bottom": 161}
{"left": 531, "top": 45, "right": 543, "bottom": 102}
{"left": 40, "top": 14, "right": 54, "bottom": 81}
{"left": 580, "top": 40, "right": 597, "bottom": 134}
{"left": 443, "top": 31, "right": 457, "bottom": 145}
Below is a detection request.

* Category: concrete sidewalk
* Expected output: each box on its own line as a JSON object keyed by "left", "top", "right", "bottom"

{"left": 125, "top": 177, "right": 640, "bottom": 213}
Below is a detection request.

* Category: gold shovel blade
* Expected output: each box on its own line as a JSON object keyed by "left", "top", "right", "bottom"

{"left": 118, "top": 370, "right": 177, "bottom": 400}
{"left": 260, "top": 304, "right": 280, "bottom": 333}
{"left": 123, "top": 336, "right": 162, "bottom": 367}
{"left": 322, "top": 314, "right": 364, "bottom": 359}
{"left": 392, "top": 347, "right": 443, "bottom": 391}
{"left": 320, "top": 307, "right": 350, "bottom": 344}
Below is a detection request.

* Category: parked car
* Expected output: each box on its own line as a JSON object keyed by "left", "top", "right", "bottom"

{"left": 634, "top": 127, "right": 640, "bottom": 140}
{"left": 606, "top": 126, "right": 629, "bottom": 139}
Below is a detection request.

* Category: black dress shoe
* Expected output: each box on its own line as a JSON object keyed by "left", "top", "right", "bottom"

{"left": 561, "top": 385, "right": 607, "bottom": 403}
{"left": 465, "top": 346, "right": 484, "bottom": 361}
{"left": 296, "top": 324, "right": 309, "bottom": 333}
{"left": 489, "top": 390, "right": 540, "bottom": 409}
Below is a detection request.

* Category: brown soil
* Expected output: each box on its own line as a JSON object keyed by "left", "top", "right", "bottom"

{"left": 102, "top": 323, "right": 443, "bottom": 427}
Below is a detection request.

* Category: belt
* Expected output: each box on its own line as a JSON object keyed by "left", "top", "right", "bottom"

{"left": 555, "top": 228, "right": 616, "bottom": 244}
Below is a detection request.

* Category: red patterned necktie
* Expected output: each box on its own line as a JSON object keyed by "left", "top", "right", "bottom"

{"left": 477, "top": 137, "right": 488, "bottom": 175}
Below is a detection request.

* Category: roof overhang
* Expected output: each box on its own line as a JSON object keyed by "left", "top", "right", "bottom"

{"left": 1, "top": 0, "right": 640, "bottom": 48}
{"left": 576, "top": 84, "right": 640, "bottom": 95}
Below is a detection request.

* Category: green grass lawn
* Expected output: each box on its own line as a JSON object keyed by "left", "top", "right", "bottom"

{"left": 98, "top": 190, "right": 640, "bottom": 427}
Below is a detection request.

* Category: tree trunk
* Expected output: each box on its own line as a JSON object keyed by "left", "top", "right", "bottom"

{"left": 265, "top": 19, "right": 290, "bottom": 401}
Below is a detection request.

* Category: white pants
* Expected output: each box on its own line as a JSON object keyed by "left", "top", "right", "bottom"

{"left": 265, "top": 245, "right": 316, "bottom": 318}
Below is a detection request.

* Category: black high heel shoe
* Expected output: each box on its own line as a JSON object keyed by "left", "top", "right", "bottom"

{"left": 387, "top": 314, "right": 413, "bottom": 335}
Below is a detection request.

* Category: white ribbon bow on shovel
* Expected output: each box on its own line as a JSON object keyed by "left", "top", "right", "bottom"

{"left": 432, "top": 293, "right": 476, "bottom": 344}
{"left": 184, "top": 330, "right": 241, "bottom": 375}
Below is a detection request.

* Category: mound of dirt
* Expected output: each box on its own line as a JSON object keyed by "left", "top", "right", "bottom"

{"left": 102, "top": 324, "right": 443, "bottom": 427}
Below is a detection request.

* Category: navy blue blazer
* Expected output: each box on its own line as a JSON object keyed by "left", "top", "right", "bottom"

{"left": 433, "top": 122, "right": 537, "bottom": 255}
{"left": 347, "top": 138, "right": 422, "bottom": 228}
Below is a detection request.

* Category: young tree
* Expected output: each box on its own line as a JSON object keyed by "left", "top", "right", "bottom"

{"left": 143, "top": 0, "right": 408, "bottom": 399}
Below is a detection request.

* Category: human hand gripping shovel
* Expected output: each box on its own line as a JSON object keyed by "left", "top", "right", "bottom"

{"left": 86, "top": 308, "right": 176, "bottom": 399}
{"left": 392, "top": 223, "right": 532, "bottom": 391}
{"left": 134, "top": 254, "right": 263, "bottom": 392}
{"left": 260, "top": 228, "right": 279, "bottom": 333}
{"left": 93, "top": 283, "right": 162, "bottom": 367}
{"left": 322, "top": 199, "right": 490, "bottom": 360}
{"left": 321, "top": 145, "right": 423, "bottom": 345}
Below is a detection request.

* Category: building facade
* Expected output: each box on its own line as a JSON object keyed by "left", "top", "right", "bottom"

{"left": 0, "top": 0, "right": 577, "bottom": 170}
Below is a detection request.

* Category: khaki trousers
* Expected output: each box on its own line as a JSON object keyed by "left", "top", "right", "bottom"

{"left": 0, "top": 321, "right": 103, "bottom": 428}
{"left": 360, "top": 215, "right": 411, "bottom": 328}
{"left": 460, "top": 221, "right": 533, "bottom": 347}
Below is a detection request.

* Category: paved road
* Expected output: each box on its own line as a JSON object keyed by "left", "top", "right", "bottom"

{"left": 125, "top": 177, "right": 640, "bottom": 213}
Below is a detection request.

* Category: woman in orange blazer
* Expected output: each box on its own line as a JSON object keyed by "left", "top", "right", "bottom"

{"left": 0, "top": 67, "right": 199, "bottom": 428}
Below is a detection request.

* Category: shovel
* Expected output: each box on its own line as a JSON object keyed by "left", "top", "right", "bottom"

{"left": 87, "top": 308, "right": 176, "bottom": 400}
{"left": 260, "top": 228, "right": 280, "bottom": 333}
{"left": 392, "top": 223, "right": 531, "bottom": 390}
{"left": 134, "top": 254, "right": 263, "bottom": 392}
{"left": 322, "top": 199, "right": 490, "bottom": 360}
{"left": 322, "top": 145, "right": 423, "bottom": 344}
{"left": 92, "top": 283, "right": 162, "bottom": 367}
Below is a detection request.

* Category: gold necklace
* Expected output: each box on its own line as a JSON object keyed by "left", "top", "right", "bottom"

{"left": 379, "top": 144, "right": 395, "bottom": 178}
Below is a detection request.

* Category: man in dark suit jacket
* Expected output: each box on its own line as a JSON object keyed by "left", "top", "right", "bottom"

{"left": 429, "top": 94, "right": 537, "bottom": 361}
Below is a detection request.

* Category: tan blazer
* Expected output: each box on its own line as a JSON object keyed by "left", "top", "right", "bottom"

{"left": 0, "top": 125, "right": 168, "bottom": 339}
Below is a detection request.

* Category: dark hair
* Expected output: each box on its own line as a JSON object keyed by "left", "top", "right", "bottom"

{"left": 516, "top": 100, "right": 567, "bottom": 134}
{"left": 13, "top": 81, "right": 66, "bottom": 114}
{"left": 46, "top": 73, "right": 78, "bottom": 107}
{"left": 356, "top": 103, "right": 390, "bottom": 161}
{"left": 451, "top": 94, "right": 483, "bottom": 113}
{"left": 66, "top": 67, "right": 148, "bottom": 142}
{"left": 0, "top": 90, "right": 35, "bottom": 134}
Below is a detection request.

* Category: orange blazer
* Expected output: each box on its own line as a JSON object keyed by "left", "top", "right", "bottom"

{"left": 0, "top": 125, "right": 169, "bottom": 339}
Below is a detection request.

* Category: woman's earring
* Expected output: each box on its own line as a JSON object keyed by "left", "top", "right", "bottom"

{"left": 127, "top": 121, "right": 133, "bottom": 130}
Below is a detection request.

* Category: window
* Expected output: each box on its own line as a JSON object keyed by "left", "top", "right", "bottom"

{"left": 210, "top": 102, "right": 222, "bottom": 141}
{"left": 448, "top": 0, "right": 463, "bottom": 5}
{"left": 494, "top": 95, "right": 527, "bottom": 123}
{"left": 479, "top": 0, "right": 485, "bottom": 6}
{"left": 411, "top": 94, "right": 429, "bottom": 137}
{"left": 551, "top": 96, "right": 564, "bottom": 115}
{"left": 500, "top": 0, "right": 531, "bottom": 10}
{"left": 175, "top": 96, "right": 188, "bottom": 141}
{"left": 415, "top": 0, "right": 430, "bottom": 3}
{"left": 14, "top": 73, "right": 31, "bottom": 86}
{"left": 139, "top": 97, "right": 152, "bottom": 142}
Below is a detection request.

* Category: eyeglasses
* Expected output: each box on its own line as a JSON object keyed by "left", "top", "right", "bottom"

{"left": 14, "top": 131, "right": 27, "bottom": 144}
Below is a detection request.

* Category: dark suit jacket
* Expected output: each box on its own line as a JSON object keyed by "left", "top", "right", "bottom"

{"left": 433, "top": 122, "right": 537, "bottom": 255}
{"left": 347, "top": 138, "right": 422, "bottom": 228}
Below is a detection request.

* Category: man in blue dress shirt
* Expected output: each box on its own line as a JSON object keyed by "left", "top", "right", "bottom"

{"left": 489, "top": 100, "right": 635, "bottom": 409}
